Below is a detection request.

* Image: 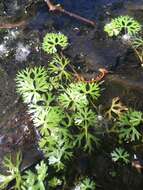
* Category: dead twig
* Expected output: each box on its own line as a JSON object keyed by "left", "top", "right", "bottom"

{"left": 0, "top": 20, "right": 27, "bottom": 29}
{"left": 44, "top": 0, "right": 96, "bottom": 27}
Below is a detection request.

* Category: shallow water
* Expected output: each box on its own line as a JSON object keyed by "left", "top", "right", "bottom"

{"left": 0, "top": 0, "right": 143, "bottom": 189}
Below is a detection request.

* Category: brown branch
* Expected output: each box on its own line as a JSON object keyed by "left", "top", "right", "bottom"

{"left": 0, "top": 20, "right": 27, "bottom": 29}
{"left": 44, "top": 0, "right": 96, "bottom": 27}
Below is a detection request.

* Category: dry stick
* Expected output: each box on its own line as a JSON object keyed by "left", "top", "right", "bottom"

{"left": 44, "top": 0, "right": 96, "bottom": 27}
{"left": 0, "top": 20, "right": 27, "bottom": 29}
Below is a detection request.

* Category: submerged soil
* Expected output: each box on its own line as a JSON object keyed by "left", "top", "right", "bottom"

{"left": 0, "top": 0, "right": 143, "bottom": 189}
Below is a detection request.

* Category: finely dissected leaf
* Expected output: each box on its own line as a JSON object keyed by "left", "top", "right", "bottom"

{"left": 42, "top": 33, "right": 68, "bottom": 54}
{"left": 105, "top": 97, "right": 128, "bottom": 120}
{"left": 59, "top": 83, "right": 89, "bottom": 111}
{"left": 116, "top": 109, "right": 143, "bottom": 142}
{"left": 104, "top": 15, "right": 141, "bottom": 37}
{"left": 28, "top": 93, "right": 55, "bottom": 118}
{"left": 0, "top": 152, "right": 22, "bottom": 190}
{"left": 15, "top": 67, "right": 49, "bottom": 104}
{"left": 119, "top": 126, "right": 141, "bottom": 142}
{"left": 76, "top": 177, "right": 96, "bottom": 190}
{"left": 39, "top": 134, "right": 73, "bottom": 171}
{"left": 22, "top": 161, "right": 48, "bottom": 190}
{"left": 131, "top": 36, "right": 143, "bottom": 49}
{"left": 33, "top": 106, "right": 64, "bottom": 134}
{"left": 74, "top": 107, "right": 97, "bottom": 127}
{"left": 48, "top": 54, "right": 72, "bottom": 83}
{"left": 48, "top": 177, "right": 62, "bottom": 188}
{"left": 111, "top": 147, "right": 130, "bottom": 164}
{"left": 74, "top": 107, "right": 99, "bottom": 152}
{"left": 72, "top": 81, "right": 100, "bottom": 100}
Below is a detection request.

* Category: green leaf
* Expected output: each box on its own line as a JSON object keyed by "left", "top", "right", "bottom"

{"left": 48, "top": 54, "right": 72, "bottom": 83}
{"left": 111, "top": 147, "right": 130, "bottom": 164}
{"left": 104, "top": 15, "right": 141, "bottom": 37}
{"left": 117, "top": 109, "right": 142, "bottom": 142}
{"left": 0, "top": 152, "right": 22, "bottom": 190}
{"left": 22, "top": 161, "right": 48, "bottom": 190}
{"left": 15, "top": 67, "right": 49, "bottom": 104}
{"left": 74, "top": 107, "right": 99, "bottom": 152}
{"left": 76, "top": 177, "right": 96, "bottom": 190}
{"left": 59, "top": 83, "right": 89, "bottom": 111}
{"left": 42, "top": 33, "right": 68, "bottom": 54}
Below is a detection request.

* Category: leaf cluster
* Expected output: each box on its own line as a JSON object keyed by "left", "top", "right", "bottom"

{"left": 111, "top": 147, "right": 130, "bottom": 164}
{"left": 22, "top": 161, "right": 48, "bottom": 190}
{"left": 75, "top": 177, "right": 96, "bottom": 190}
{"left": 14, "top": 33, "right": 104, "bottom": 189}
{"left": 105, "top": 97, "right": 128, "bottom": 120}
{"left": 117, "top": 109, "right": 143, "bottom": 142}
{"left": 15, "top": 66, "right": 49, "bottom": 104}
{"left": 104, "top": 15, "right": 141, "bottom": 37}
{"left": 0, "top": 152, "right": 22, "bottom": 190}
{"left": 42, "top": 33, "right": 68, "bottom": 54}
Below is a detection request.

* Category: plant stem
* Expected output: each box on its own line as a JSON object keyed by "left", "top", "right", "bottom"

{"left": 0, "top": 20, "right": 27, "bottom": 29}
{"left": 44, "top": 0, "right": 96, "bottom": 27}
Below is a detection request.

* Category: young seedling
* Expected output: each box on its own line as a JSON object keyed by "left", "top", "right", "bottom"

{"left": 0, "top": 152, "right": 22, "bottom": 190}
{"left": 104, "top": 15, "right": 141, "bottom": 37}
{"left": 111, "top": 147, "right": 130, "bottom": 164}
{"left": 117, "top": 109, "right": 143, "bottom": 142}
{"left": 42, "top": 33, "right": 68, "bottom": 54}
{"left": 15, "top": 67, "right": 49, "bottom": 104}
{"left": 75, "top": 177, "right": 96, "bottom": 190}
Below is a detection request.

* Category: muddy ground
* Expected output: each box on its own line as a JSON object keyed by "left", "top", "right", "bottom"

{"left": 0, "top": 0, "right": 143, "bottom": 189}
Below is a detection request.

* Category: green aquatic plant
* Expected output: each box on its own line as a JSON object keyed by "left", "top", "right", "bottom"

{"left": 131, "top": 36, "right": 143, "bottom": 49}
{"left": 117, "top": 109, "right": 142, "bottom": 142}
{"left": 104, "top": 15, "right": 141, "bottom": 37}
{"left": 59, "top": 82, "right": 100, "bottom": 111}
{"left": 0, "top": 152, "right": 22, "bottom": 190}
{"left": 104, "top": 21, "right": 120, "bottom": 37}
{"left": 48, "top": 54, "right": 72, "bottom": 83}
{"left": 59, "top": 83, "right": 89, "bottom": 111}
{"left": 22, "top": 161, "right": 48, "bottom": 190}
{"left": 48, "top": 177, "right": 62, "bottom": 188}
{"left": 42, "top": 33, "right": 68, "bottom": 54}
{"left": 33, "top": 106, "right": 64, "bottom": 135}
{"left": 74, "top": 107, "right": 99, "bottom": 152}
{"left": 15, "top": 67, "right": 49, "bottom": 104}
{"left": 28, "top": 93, "right": 55, "bottom": 118}
{"left": 72, "top": 81, "right": 100, "bottom": 100}
{"left": 75, "top": 177, "right": 96, "bottom": 190}
{"left": 39, "top": 134, "right": 73, "bottom": 171}
{"left": 111, "top": 147, "right": 130, "bottom": 164}
{"left": 130, "top": 36, "right": 143, "bottom": 66}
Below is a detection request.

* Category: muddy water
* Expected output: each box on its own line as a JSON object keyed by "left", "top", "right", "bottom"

{"left": 0, "top": 0, "right": 143, "bottom": 189}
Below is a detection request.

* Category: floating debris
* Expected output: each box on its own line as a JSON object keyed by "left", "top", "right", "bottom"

{"left": 0, "top": 44, "right": 8, "bottom": 57}
{"left": 15, "top": 43, "right": 30, "bottom": 62}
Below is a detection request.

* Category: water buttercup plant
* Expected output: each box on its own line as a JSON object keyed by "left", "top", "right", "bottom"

{"left": 75, "top": 177, "right": 96, "bottom": 190}
{"left": 59, "top": 81, "right": 100, "bottom": 111}
{"left": 42, "top": 32, "right": 68, "bottom": 54}
{"left": 48, "top": 53, "right": 72, "bottom": 83}
{"left": 117, "top": 109, "right": 143, "bottom": 142}
{"left": 22, "top": 161, "right": 48, "bottom": 190}
{"left": 15, "top": 66, "right": 49, "bottom": 104}
{"left": 0, "top": 152, "right": 22, "bottom": 190}
{"left": 111, "top": 147, "right": 130, "bottom": 164}
{"left": 130, "top": 36, "right": 143, "bottom": 66}
{"left": 14, "top": 31, "right": 143, "bottom": 189}
{"left": 104, "top": 15, "right": 141, "bottom": 37}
